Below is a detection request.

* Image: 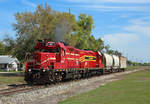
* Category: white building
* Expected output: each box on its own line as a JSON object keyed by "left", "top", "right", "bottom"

{"left": 0, "top": 56, "right": 19, "bottom": 71}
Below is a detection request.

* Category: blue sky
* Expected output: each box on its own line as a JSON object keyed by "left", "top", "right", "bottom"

{"left": 0, "top": 0, "right": 150, "bottom": 62}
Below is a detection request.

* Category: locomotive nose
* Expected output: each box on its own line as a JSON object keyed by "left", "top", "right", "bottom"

{"left": 34, "top": 52, "right": 56, "bottom": 69}
{"left": 34, "top": 52, "right": 42, "bottom": 63}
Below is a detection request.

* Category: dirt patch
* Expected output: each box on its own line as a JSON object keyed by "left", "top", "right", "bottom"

{"left": 0, "top": 84, "right": 9, "bottom": 90}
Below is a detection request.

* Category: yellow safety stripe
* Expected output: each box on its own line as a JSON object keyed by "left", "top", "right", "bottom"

{"left": 66, "top": 53, "right": 79, "bottom": 56}
{"left": 80, "top": 55, "right": 96, "bottom": 62}
{"left": 41, "top": 57, "right": 56, "bottom": 64}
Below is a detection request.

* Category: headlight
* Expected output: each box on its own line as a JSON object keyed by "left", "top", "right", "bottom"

{"left": 28, "top": 69, "right": 31, "bottom": 72}
{"left": 43, "top": 69, "right": 46, "bottom": 72}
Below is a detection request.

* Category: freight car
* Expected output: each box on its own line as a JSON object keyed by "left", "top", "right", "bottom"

{"left": 25, "top": 41, "right": 127, "bottom": 84}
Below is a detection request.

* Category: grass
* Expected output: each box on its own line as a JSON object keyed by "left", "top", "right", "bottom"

{"left": 0, "top": 76, "right": 25, "bottom": 84}
{"left": 60, "top": 69, "right": 150, "bottom": 104}
{"left": 0, "top": 70, "right": 24, "bottom": 72}
{"left": 126, "top": 65, "right": 145, "bottom": 70}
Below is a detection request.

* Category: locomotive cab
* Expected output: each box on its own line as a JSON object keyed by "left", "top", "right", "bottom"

{"left": 32, "top": 41, "right": 66, "bottom": 70}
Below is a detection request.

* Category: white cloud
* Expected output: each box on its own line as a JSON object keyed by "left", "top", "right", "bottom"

{"left": 0, "top": 31, "right": 7, "bottom": 40}
{"left": 0, "top": 30, "right": 16, "bottom": 40}
{"left": 124, "top": 25, "right": 150, "bottom": 37}
{"left": 65, "top": 0, "right": 150, "bottom": 12}
{"left": 0, "top": 0, "right": 8, "bottom": 2}
{"left": 80, "top": 5, "right": 150, "bottom": 12}
{"left": 22, "top": 0, "right": 36, "bottom": 8}
{"left": 102, "top": 17, "right": 150, "bottom": 62}
{"left": 103, "top": 17, "right": 150, "bottom": 47}
{"left": 129, "top": 19, "right": 149, "bottom": 25}
{"left": 124, "top": 18, "right": 150, "bottom": 37}
{"left": 119, "top": 14, "right": 131, "bottom": 18}
{"left": 65, "top": 0, "right": 150, "bottom": 4}
{"left": 103, "top": 33, "right": 138, "bottom": 47}
{"left": 102, "top": 32, "right": 149, "bottom": 62}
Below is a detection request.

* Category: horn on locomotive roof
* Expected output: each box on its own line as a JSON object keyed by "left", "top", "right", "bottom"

{"left": 59, "top": 41, "right": 69, "bottom": 46}
{"left": 38, "top": 40, "right": 43, "bottom": 42}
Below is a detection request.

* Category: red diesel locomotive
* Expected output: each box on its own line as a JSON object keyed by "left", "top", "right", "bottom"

{"left": 25, "top": 41, "right": 126, "bottom": 84}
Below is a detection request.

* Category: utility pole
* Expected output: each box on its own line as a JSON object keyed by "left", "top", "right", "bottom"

{"left": 69, "top": 8, "right": 71, "bottom": 14}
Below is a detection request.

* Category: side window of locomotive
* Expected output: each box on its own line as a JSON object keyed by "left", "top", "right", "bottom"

{"left": 101, "top": 56, "right": 104, "bottom": 64}
{"left": 41, "top": 43, "right": 46, "bottom": 46}
{"left": 56, "top": 48, "right": 60, "bottom": 54}
{"left": 41, "top": 49, "right": 48, "bottom": 52}
{"left": 49, "top": 49, "right": 55, "bottom": 53}
{"left": 48, "top": 43, "right": 55, "bottom": 46}
{"left": 35, "top": 48, "right": 40, "bottom": 52}
{"left": 62, "top": 48, "right": 65, "bottom": 56}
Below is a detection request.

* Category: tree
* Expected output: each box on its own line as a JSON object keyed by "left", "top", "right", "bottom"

{"left": 0, "top": 41, "right": 6, "bottom": 55}
{"left": 70, "top": 13, "right": 104, "bottom": 51}
{"left": 54, "top": 12, "right": 76, "bottom": 42}
{"left": 3, "top": 36, "right": 16, "bottom": 55}
{"left": 71, "top": 14, "right": 94, "bottom": 49}
{"left": 77, "top": 14, "right": 94, "bottom": 36}
{"left": 13, "top": 4, "right": 76, "bottom": 61}
{"left": 104, "top": 45, "right": 122, "bottom": 56}
{"left": 13, "top": 4, "right": 57, "bottom": 60}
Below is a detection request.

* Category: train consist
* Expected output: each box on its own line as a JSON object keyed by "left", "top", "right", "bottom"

{"left": 25, "top": 41, "right": 127, "bottom": 84}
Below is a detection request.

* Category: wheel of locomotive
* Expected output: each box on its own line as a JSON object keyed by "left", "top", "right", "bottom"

{"left": 84, "top": 72, "right": 88, "bottom": 78}
{"left": 77, "top": 71, "right": 82, "bottom": 79}
{"left": 81, "top": 70, "right": 86, "bottom": 78}
{"left": 97, "top": 70, "right": 101, "bottom": 76}
{"left": 47, "top": 70, "right": 56, "bottom": 84}
{"left": 86, "top": 71, "right": 91, "bottom": 78}
{"left": 73, "top": 70, "right": 78, "bottom": 80}
{"left": 61, "top": 72, "right": 66, "bottom": 81}
{"left": 25, "top": 73, "right": 34, "bottom": 85}
{"left": 55, "top": 72, "right": 63, "bottom": 82}
{"left": 99, "top": 69, "right": 104, "bottom": 75}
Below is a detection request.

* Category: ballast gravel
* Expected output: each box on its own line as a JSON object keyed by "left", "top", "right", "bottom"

{"left": 0, "top": 68, "right": 148, "bottom": 104}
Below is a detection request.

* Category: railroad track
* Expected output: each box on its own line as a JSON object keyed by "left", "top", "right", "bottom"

{"left": 0, "top": 70, "right": 128, "bottom": 97}
{"left": 0, "top": 84, "right": 45, "bottom": 97}
{"left": 0, "top": 74, "right": 118, "bottom": 97}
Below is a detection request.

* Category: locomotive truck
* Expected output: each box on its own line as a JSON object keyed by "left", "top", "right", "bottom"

{"left": 25, "top": 41, "right": 127, "bottom": 84}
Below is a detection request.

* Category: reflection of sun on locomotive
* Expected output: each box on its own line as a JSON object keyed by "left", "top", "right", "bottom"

{"left": 25, "top": 40, "right": 127, "bottom": 84}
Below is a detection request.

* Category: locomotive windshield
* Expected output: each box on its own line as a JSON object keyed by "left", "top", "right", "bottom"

{"left": 41, "top": 49, "right": 55, "bottom": 53}
{"left": 35, "top": 47, "right": 60, "bottom": 53}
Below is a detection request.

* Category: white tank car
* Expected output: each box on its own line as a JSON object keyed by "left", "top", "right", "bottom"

{"left": 120, "top": 56, "right": 127, "bottom": 69}
{"left": 112, "top": 55, "right": 120, "bottom": 69}
{"left": 103, "top": 53, "right": 113, "bottom": 69}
